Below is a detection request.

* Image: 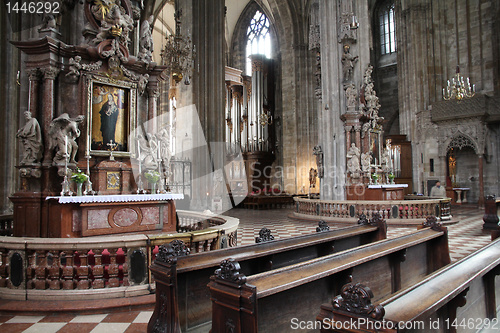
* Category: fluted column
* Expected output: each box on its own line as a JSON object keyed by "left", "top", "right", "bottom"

{"left": 41, "top": 67, "right": 59, "bottom": 166}
{"left": 191, "top": 0, "right": 225, "bottom": 209}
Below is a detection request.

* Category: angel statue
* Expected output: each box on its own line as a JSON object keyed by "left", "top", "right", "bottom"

{"left": 48, "top": 113, "right": 85, "bottom": 165}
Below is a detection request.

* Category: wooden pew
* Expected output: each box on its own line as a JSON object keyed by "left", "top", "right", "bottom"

{"left": 317, "top": 232, "right": 500, "bottom": 333}
{"left": 148, "top": 218, "right": 387, "bottom": 333}
{"left": 208, "top": 219, "right": 450, "bottom": 333}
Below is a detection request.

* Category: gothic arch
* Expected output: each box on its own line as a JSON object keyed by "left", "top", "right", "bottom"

{"left": 444, "top": 132, "right": 479, "bottom": 156}
{"left": 229, "top": 1, "right": 279, "bottom": 71}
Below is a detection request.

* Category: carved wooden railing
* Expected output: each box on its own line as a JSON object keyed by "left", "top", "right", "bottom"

{"left": 293, "top": 197, "right": 452, "bottom": 223}
{"left": 0, "top": 211, "right": 238, "bottom": 300}
{"left": 0, "top": 215, "right": 13, "bottom": 237}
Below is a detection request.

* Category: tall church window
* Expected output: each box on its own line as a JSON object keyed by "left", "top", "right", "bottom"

{"left": 246, "top": 10, "right": 271, "bottom": 75}
{"left": 378, "top": 1, "right": 396, "bottom": 55}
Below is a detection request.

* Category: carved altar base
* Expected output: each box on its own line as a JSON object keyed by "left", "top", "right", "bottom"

{"left": 346, "top": 184, "right": 408, "bottom": 201}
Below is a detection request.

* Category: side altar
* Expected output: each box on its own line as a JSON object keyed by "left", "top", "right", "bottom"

{"left": 10, "top": 1, "right": 180, "bottom": 238}
{"left": 341, "top": 64, "right": 410, "bottom": 200}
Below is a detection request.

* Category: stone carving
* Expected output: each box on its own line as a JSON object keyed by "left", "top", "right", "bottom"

{"left": 16, "top": 111, "right": 43, "bottom": 165}
{"left": 138, "top": 15, "right": 154, "bottom": 63}
{"left": 138, "top": 74, "right": 149, "bottom": 96}
{"left": 155, "top": 240, "right": 190, "bottom": 264}
{"left": 360, "top": 152, "right": 371, "bottom": 172}
{"left": 332, "top": 282, "right": 385, "bottom": 320}
{"left": 345, "top": 83, "right": 357, "bottom": 109}
{"left": 214, "top": 258, "right": 247, "bottom": 285}
{"left": 136, "top": 133, "right": 158, "bottom": 170}
{"left": 341, "top": 44, "right": 358, "bottom": 83}
{"left": 346, "top": 143, "right": 361, "bottom": 173}
{"left": 48, "top": 113, "right": 85, "bottom": 165}
{"left": 91, "top": 0, "right": 134, "bottom": 47}
{"left": 309, "top": 168, "right": 318, "bottom": 188}
{"left": 66, "top": 56, "right": 102, "bottom": 79}
{"left": 361, "top": 65, "right": 384, "bottom": 130}
{"left": 313, "top": 145, "right": 324, "bottom": 178}
{"left": 316, "top": 220, "right": 330, "bottom": 232}
{"left": 381, "top": 149, "right": 391, "bottom": 173}
{"left": 255, "top": 227, "right": 274, "bottom": 243}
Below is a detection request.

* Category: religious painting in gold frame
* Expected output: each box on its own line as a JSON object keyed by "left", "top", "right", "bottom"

{"left": 369, "top": 130, "right": 382, "bottom": 166}
{"left": 86, "top": 75, "right": 136, "bottom": 157}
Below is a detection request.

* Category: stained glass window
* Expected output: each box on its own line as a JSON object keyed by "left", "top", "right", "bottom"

{"left": 246, "top": 10, "right": 271, "bottom": 74}
{"left": 379, "top": 2, "right": 396, "bottom": 55}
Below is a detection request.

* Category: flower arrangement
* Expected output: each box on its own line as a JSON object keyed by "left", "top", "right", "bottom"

{"left": 144, "top": 170, "right": 160, "bottom": 183}
{"left": 388, "top": 172, "right": 395, "bottom": 183}
{"left": 371, "top": 173, "right": 379, "bottom": 184}
{"left": 71, "top": 169, "right": 88, "bottom": 183}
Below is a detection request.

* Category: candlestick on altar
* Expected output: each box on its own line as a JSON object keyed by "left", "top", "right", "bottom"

{"left": 61, "top": 148, "right": 72, "bottom": 196}
{"left": 83, "top": 155, "right": 96, "bottom": 195}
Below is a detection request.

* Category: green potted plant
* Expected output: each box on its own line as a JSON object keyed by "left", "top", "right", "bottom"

{"left": 144, "top": 170, "right": 160, "bottom": 194}
{"left": 388, "top": 172, "right": 396, "bottom": 184}
{"left": 371, "top": 173, "right": 379, "bottom": 185}
{"left": 71, "top": 169, "right": 88, "bottom": 196}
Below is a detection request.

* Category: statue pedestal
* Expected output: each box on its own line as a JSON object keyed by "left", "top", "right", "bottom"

{"left": 346, "top": 184, "right": 408, "bottom": 201}
{"left": 44, "top": 194, "right": 183, "bottom": 237}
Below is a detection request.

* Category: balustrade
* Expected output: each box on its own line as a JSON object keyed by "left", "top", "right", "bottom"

{"left": 0, "top": 211, "right": 239, "bottom": 300}
{"left": 294, "top": 198, "right": 451, "bottom": 223}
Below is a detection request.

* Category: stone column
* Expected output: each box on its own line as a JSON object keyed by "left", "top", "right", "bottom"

{"left": 27, "top": 69, "right": 41, "bottom": 118}
{"left": 41, "top": 67, "right": 59, "bottom": 166}
{"left": 249, "top": 54, "right": 265, "bottom": 151}
{"left": 147, "top": 86, "right": 160, "bottom": 133}
{"left": 191, "top": 0, "right": 226, "bottom": 210}
{"left": 478, "top": 155, "right": 484, "bottom": 206}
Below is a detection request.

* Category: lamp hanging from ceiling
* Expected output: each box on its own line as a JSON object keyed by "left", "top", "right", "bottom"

{"left": 161, "top": 9, "right": 195, "bottom": 85}
{"left": 443, "top": 65, "right": 475, "bottom": 102}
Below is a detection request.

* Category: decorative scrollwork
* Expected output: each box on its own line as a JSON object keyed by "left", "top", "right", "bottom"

{"left": 423, "top": 215, "right": 443, "bottom": 231}
{"left": 316, "top": 220, "right": 330, "bottom": 232}
{"left": 357, "top": 214, "right": 369, "bottom": 225}
{"left": 332, "top": 282, "right": 385, "bottom": 320}
{"left": 155, "top": 240, "right": 190, "bottom": 264}
{"left": 214, "top": 258, "right": 247, "bottom": 285}
{"left": 255, "top": 227, "right": 274, "bottom": 243}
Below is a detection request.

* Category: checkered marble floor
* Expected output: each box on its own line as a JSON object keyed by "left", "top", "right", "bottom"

{"left": 0, "top": 206, "right": 493, "bottom": 332}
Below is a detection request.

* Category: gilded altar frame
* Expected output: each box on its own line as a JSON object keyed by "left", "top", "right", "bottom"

{"left": 85, "top": 75, "right": 137, "bottom": 157}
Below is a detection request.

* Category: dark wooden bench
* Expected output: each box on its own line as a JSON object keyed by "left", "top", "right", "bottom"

{"left": 208, "top": 219, "right": 450, "bottom": 333}
{"left": 317, "top": 232, "right": 500, "bottom": 333}
{"left": 148, "top": 218, "right": 387, "bottom": 333}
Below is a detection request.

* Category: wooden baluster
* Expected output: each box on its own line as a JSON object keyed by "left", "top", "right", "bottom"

{"left": 121, "top": 248, "right": 129, "bottom": 287}
{"left": 62, "top": 251, "right": 75, "bottom": 290}
{"left": 107, "top": 248, "right": 120, "bottom": 287}
{"left": 34, "top": 250, "right": 48, "bottom": 290}
{"left": 92, "top": 249, "right": 105, "bottom": 288}
{"left": 47, "top": 251, "right": 62, "bottom": 290}
{"left": 76, "top": 250, "right": 90, "bottom": 289}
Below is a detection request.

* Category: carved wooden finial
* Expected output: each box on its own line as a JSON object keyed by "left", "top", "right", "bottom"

{"left": 255, "top": 227, "right": 275, "bottom": 243}
{"left": 155, "top": 239, "right": 190, "bottom": 264}
{"left": 357, "top": 213, "right": 369, "bottom": 225}
{"left": 332, "top": 282, "right": 385, "bottom": 320}
{"left": 316, "top": 220, "right": 330, "bottom": 232}
{"left": 214, "top": 258, "right": 247, "bottom": 285}
{"left": 423, "top": 215, "right": 443, "bottom": 231}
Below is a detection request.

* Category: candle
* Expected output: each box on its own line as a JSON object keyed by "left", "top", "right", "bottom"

{"left": 65, "top": 135, "right": 68, "bottom": 155}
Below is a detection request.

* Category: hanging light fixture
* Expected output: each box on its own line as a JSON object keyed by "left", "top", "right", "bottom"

{"left": 161, "top": 9, "right": 195, "bottom": 85}
{"left": 443, "top": 65, "right": 475, "bottom": 102}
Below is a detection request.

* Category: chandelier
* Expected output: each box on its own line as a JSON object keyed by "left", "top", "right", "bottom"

{"left": 161, "top": 10, "right": 195, "bottom": 85}
{"left": 443, "top": 66, "right": 475, "bottom": 102}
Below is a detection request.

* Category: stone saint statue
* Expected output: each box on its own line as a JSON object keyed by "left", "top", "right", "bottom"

{"left": 138, "top": 15, "right": 154, "bottom": 63}
{"left": 341, "top": 44, "right": 358, "bottom": 82}
{"left": 361, "top": 152, "right": 371, "bottom": 172}
{"left": 16, "top": 111, "right": 43, "bottom": 165}
{"left": 48, "top": 113, "right": 85, "bottom": 165}
{"left": 346, "top": 143, "right": 361, "bottom": 173}
{"left": 313, "top": 145, "right": 324, "bottom": 178}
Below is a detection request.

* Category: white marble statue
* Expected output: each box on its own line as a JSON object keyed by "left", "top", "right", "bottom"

{"left": 346, "top": 143, "right": 361, "bottom": 173}
{"left": 361, "top": 152, "right": 372, "bottom": 172}
{"left": 48, "top": 113, "right": 85, "bottom": 165}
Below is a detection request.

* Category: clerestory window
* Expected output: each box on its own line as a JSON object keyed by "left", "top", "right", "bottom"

{"left": 378, "top": 2, "right": 396, "bottom": 55}
{"left": 246, "top": 10, "right": 271, "bottom": 75}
